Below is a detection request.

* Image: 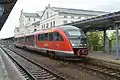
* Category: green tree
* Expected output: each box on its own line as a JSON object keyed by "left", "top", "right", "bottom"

{"left": 87, "top": 31, "right": 103, "bottom": 51}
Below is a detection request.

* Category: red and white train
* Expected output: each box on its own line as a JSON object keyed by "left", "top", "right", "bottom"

{"left": 14, "top": 25, "right": 88, "bottom": 58}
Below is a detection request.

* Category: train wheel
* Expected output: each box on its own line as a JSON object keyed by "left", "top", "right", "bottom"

{"left": 46, "top": 50, "right": 50, "bottom": 56}
{"left": 48, "top": 51, "right": 56, "bottom": 59}
{"left": 14, "top": 45, "right": 18, "bottom": 48}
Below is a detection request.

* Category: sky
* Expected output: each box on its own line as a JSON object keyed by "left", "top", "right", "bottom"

{"left": 0, "top": 0, "right": 120, "bottom": 39}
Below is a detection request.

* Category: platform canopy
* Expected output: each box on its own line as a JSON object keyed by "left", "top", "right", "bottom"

{"left": 67, "top": 11, "right": 120, "bottom": 32}
{"left": 0, "top": 0, "right": 17, "bottom": 30}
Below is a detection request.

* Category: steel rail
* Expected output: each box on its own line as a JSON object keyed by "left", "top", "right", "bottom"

{"left": 2, "top": 47, "right": 66, "bottom": 80}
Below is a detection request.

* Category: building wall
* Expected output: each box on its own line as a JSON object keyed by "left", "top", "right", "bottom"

{"left": 19, "top": 13, "right": 25, "bottom": 27}
{"left": 15, "top": 5, "right": 108, "bottom": 36}
{"left": 18, "top": 11, "right": 40, "bottom": 35}
{"left": 40, "top": 7, "right": 58, "bottom": 30}
{"left": 58, "top": 13, "right": 94, "bottom": 25}
{"left": 39, "top": 6, "right": 100, "bottom": 30}
{"left": 14, "top": 27, "right": 20, "bottom": 36}
{"left": 25, "top": 17, "right": 40, "bottom": 26}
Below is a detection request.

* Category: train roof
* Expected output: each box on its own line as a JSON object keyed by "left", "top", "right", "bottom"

{"left": 25, "top": 25, "right": 80, "bottom": 35}
{"left": 55, "top": 25, "right": 80, "bottom": 31}
{"left": 14, "top": 25, "right": 81, "bottom": 37}
{"left": 14, "top": 35, "right": 25, "bottom": 38}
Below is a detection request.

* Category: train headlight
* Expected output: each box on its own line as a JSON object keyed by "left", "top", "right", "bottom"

{"left": 80, "top": 44, "right": 82, "bottom": 46}
{"left": 72, "top": 43, "right": 75, "bottom": 46}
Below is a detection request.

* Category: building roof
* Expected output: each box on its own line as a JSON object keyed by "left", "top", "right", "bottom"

{"left": 52, "top": 7, "right": 109, "bottom": 15}
{"left": 66, "top": 10, "right": 120, "bottom": 32}
{"left": 0, "top": 0, "right": 17, "bottom": 30}
{"left": 32, "top": 21, "right": 40, "bottom": 25}
{"left": 23, "top": 12, "right": 40, "bottom": 17}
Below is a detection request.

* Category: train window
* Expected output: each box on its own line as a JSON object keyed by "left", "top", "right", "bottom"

{"left": 41, "top": 34, "right": 44, "bottom": 41}
{"left": 25, "top": 35, "right": 34, "bottom": 45}
{"left": 66, "top": 29, "right": 82, "bottom": 37}
{"left": 16, "top": 38, "right": 19, "bottom": 43}
{"left": 53, "top": 32, "right": 63, "bottom": 41}
{"left": 44, "top": 33, "right": 48, "bottom": 41}
{"left": 19, "top": 37, "right": 25, "bottom": 43}
{"left": 38, "top": 34, "right": 44, "bottom": 41}
{"left": 38, "top": 34, "right": 40, "bottom": 40}
{"left": 48, "top": 32, "right": 53, "bottom": 41}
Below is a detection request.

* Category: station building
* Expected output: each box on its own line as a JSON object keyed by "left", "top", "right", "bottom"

{"left": 14, "top": 10, "right": 42, "bottom": 35}
{"left": 39, "top": 4, "right": 108, "bottom": 30}
{"left": 14, "top": 4, "right": 108, "bottom": 36}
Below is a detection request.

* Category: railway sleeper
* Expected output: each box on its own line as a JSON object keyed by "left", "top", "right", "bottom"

{"left": 36, "top": 75, "right": 55, "bottom": 79}
{"left": 32, "top": 73, "right": 50, "bottom": 76}
{"left": 31, "top": 70, "right": 47, "bottom": 74}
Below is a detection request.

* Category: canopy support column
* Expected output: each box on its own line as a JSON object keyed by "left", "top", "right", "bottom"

{"left": 115, "top": 24, "right": 119, "bottom": 59}
{"left": 103, "top": 29, "right": 107, "bottom": 53}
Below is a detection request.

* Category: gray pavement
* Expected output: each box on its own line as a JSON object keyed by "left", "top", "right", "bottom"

{"left": 88, "top": 51, "right": 120, "bottom": 64}
{"left": 0, "top": 53, "right": 9, "bottom": 80}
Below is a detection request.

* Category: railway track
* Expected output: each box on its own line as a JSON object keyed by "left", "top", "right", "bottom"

{"left": 78, "top": 62, "right": 120, "bottom": 80}
{"left": 4, "top": 45, "right": 120, "bottom": 80}
{"left": 1, "top": 47, "right": 66, "bottom": 80}
{"left": 60, "top": 59, "right": 120, "bottom": 80}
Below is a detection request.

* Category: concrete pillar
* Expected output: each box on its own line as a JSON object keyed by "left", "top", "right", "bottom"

{"left": 103, "top": 30, "right": 107, "bottom": 53}
{"left": 115, "top": 25, "right": 119, "bottom": 59}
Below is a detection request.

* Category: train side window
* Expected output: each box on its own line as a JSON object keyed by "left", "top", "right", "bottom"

{"left": 38, "top": 34, "right": 40, "bottom": 41}
{"left": 53, "top": 32, "right": 63, "bottom": 41}
{"left": 25, "top": 35, "right": 34, "bottom": 45}
{"left": 38, "top": 34, "right": 44, "bottom": 41}
{"left": 49, "top": 32, "right": 53, "bottom": 41}
{"left": 16, "top": 38, "right": 19, "bottom": 43}
{"left": 20, "top": 37, "right": 25, "bottom": 43}
{"left": 44, "top": 33, "right": 48, "bottom": 41}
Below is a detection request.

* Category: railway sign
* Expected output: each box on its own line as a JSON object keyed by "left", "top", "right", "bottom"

{"left": 0, "top": 4, "right": 4, "bottom": 16}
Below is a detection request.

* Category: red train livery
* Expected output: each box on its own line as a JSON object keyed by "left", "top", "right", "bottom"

{"left": 14, "top": 25, "right": 88, "bottom": 58}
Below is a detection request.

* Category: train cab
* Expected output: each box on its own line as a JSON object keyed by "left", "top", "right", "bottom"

{"left": 57, "top": 25, "right": 88, "bottom": 57}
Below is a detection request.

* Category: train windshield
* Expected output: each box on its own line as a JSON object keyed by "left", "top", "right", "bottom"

{"left": 66, "top": 29, "right": 85, "bottom": 37}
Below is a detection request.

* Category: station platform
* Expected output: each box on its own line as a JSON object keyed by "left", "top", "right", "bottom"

{"left": 0, "top": 46, "right": 25, "bottom": 80}
{"left": 88, "top": 51, "right": 120, "bottom": 69}
{"left": 0, "top": 52, "right": 9, "bottom": 80}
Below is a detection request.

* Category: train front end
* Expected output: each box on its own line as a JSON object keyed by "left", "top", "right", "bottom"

{"left": 65, "top": 27, "right": 88, "bottom": 57}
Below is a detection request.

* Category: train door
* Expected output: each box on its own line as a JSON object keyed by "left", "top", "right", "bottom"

{"left": 34, "top": 35, "right": 37, "bottom": 48}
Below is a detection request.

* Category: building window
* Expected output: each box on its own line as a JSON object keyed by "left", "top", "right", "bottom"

{"left": 17, "top": 29, "right": 19, "bottom": 32}
{"left": 81, "top": 17, "right": 85, "bottom": 20}
{"left": 46, "top": 11, "right": 49, "bottom": 18}
{"left": 46, "top": 23, "right": 49, "bottom": 28}
{"left": 34, "top": 29, "right": 37, "bottom": 32}
{"left": 50, "top": 22, "right": 52, "bottom": 28}
{"left": 71, "top": 21, "right": 74, "bottom": 23}
{"left": 28, "top": 17, "right": 30, "bottom": 21}
{"left": 34, "top": 18, "right": 36, "bottom": 21}
{"left": 42, "top": 25, "right": 43, "bottom": 29}
{"left": 78, "top": 16, "right": 81, "bottom": 19}
{"left": 51, "top": 12, "right": 52, "bottom": 16}
{"left": 71, "top": 16, "right": 74, "bottom": 19}
{"left": 53, "top": 21, "right": 55, "bottom": 27}
{"left": 64, "top": 16, "right": 67, "bottom": 18}
{"left": 63, "top": 20, "right": 68, "bottom": 24}
{"left": 44, "top": 24, "right": 45, "bottom": 29}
